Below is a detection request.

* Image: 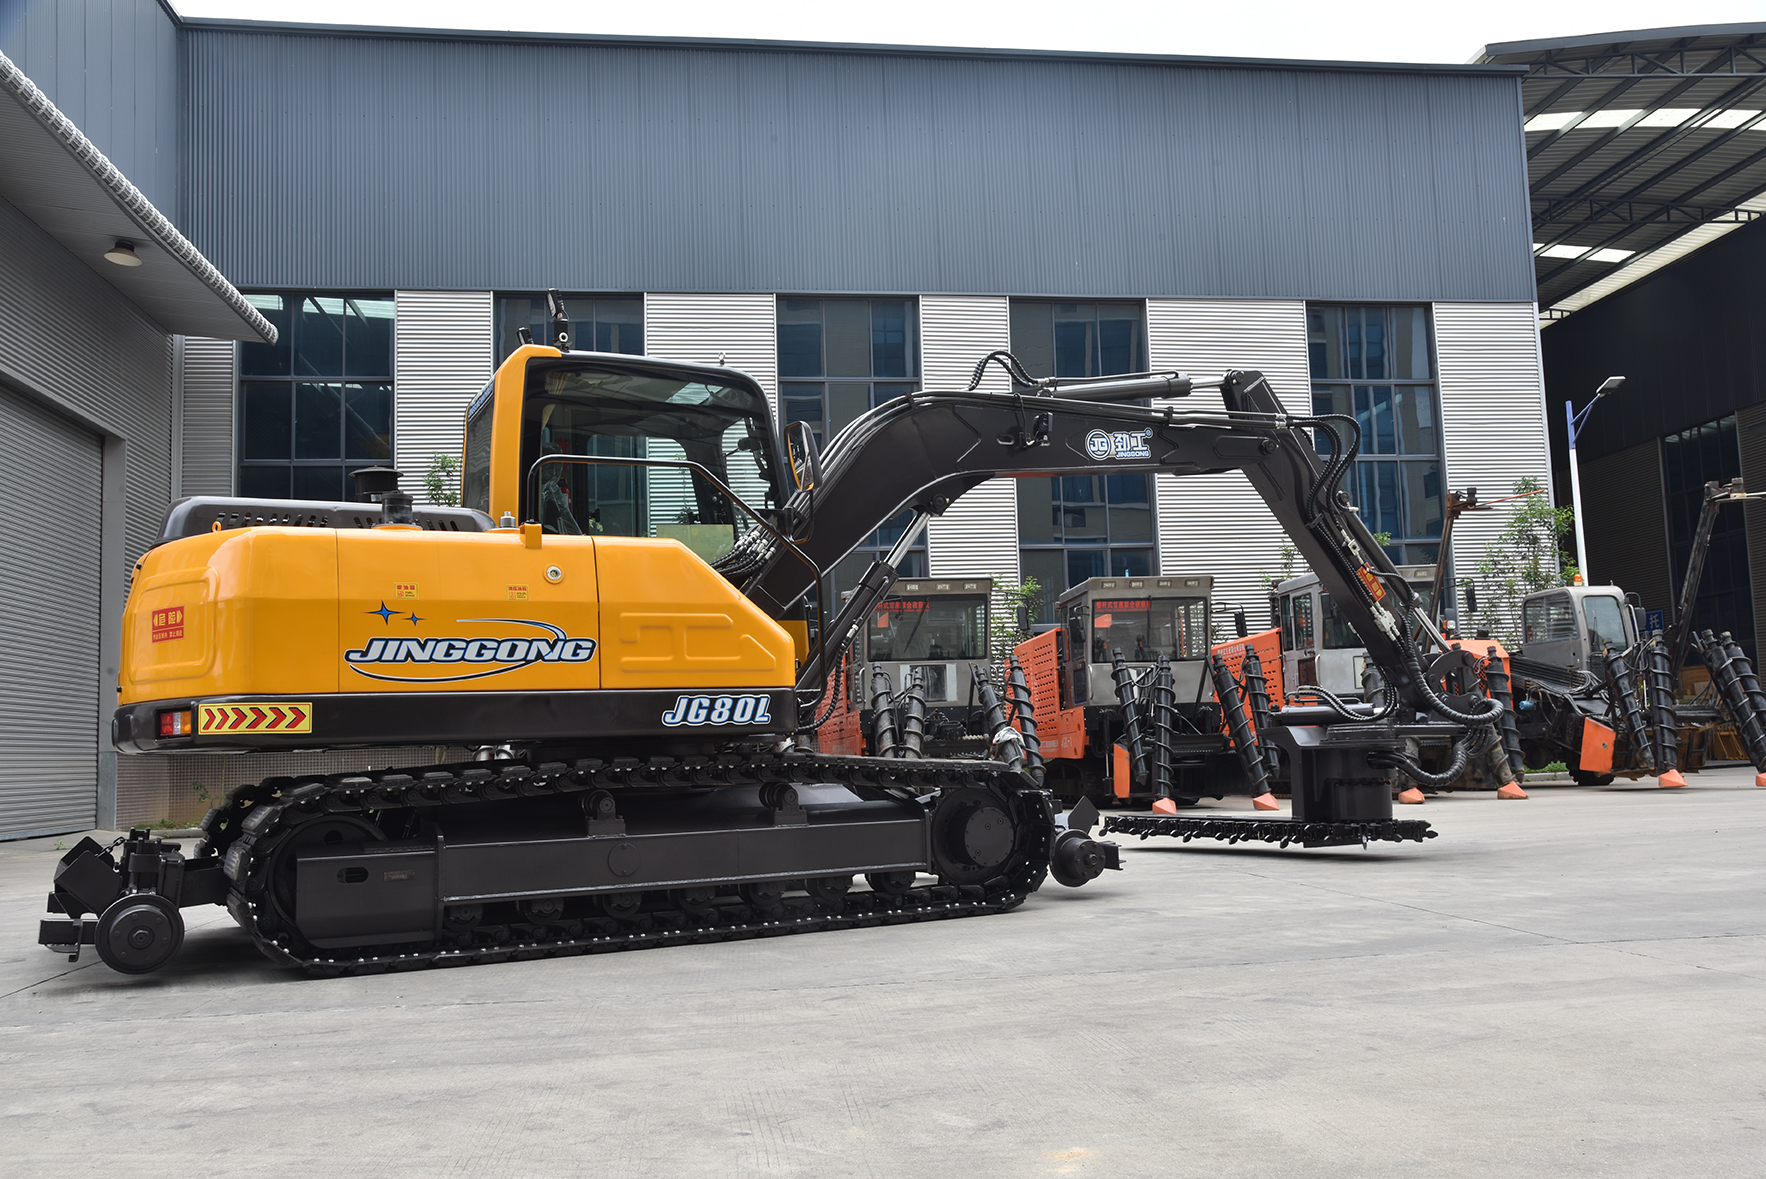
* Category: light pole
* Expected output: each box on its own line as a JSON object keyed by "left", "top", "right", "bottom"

{"left": 1566, "top": 375, "right": 1626, "bottom": 583}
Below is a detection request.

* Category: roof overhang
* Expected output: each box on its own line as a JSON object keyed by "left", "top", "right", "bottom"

{"left": 1478, "top": 24, "right": 1766, "bottom": 328}
{"left": 0, "top": 50, "right": 274, "bottom": 344}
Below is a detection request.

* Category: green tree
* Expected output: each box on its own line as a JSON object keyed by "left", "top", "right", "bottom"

{"left": 1471, "top": 477, "right": 1577, "bottom": 644}
{"left": 424, "top": 453, "right": 461, "bottom": 507}
{"left": 991, "top": 577, "right": 1043, "bottom": 670}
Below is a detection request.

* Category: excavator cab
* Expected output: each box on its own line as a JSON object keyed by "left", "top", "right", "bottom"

{"left": 1271, "top": 565, "right": 1436, "bottom": 700}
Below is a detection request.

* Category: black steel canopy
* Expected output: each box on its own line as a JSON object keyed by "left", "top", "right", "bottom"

{"left": 1479, "top": 24, "right": 1766, "bottom": 315}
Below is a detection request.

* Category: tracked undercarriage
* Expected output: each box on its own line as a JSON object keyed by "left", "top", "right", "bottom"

{"left": 44, "top": 750, "right": 1116, "bottom": 976}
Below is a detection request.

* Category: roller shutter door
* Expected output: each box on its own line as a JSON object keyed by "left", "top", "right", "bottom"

{"left": 0, "top": 384, "right": 101, "bottom": 837}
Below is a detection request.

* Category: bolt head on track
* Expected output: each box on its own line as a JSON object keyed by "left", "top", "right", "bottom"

{"left": 95, "top": 893, "right": 184, "bottom": 974}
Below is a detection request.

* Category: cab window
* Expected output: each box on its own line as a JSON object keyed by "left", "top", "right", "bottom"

{"left": 1582, "top": 594, "right": 1630, "bottom": 655}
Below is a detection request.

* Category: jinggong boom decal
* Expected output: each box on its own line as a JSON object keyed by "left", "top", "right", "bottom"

{"left": 346, "top": 618, "right": 596, "bottom": 684}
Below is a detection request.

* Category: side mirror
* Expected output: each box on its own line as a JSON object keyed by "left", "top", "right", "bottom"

{"left": 785, "top": 420, "right": 821, "bottom": 492}
{"left": 1233, "top": 609, "right": 1248, "bottom": 639}
{"left": 1016, "top": 603, "right": 1031, "bottom": 634}
{"left": 1464, "top": 581, "right": 1478, "bottom": 617}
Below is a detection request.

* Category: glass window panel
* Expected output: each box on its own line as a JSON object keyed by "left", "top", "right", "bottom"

{"left": 1009, "top": 301, "right": 1055, "bottom": 379}
{"left": 1393, "top": 306, "right": 1430, "bottom": 378}
{"left": 871, "top": 300, "right": 914, "bottom": 379}
{"left": 240, "top": 294, "right": 291, "bottom": 376}
{"left": 824, "top": 300, "right": 871, "bottom": 378}
{"left": 1370, "top": 386, "right": 1396, "bottom": 454}
{"left": 1400, "top": 460, "right": 1443, "bottom": 540}
{"left": 1061, "top": 475, "right": 1099, "bottom": 504}
{"left": 777, "top": 317, "right": 822, "bottom": 378}
{"left": 1108, "top": 503, "right": 1152, "bottom": 543}
{"left": 344, "top": 383, "right": 393, "bottom": 461}
{"left": 1097, "top": 309, "right": 1143, "bottom": 375}
{"left": 240, "top": 383, "right": 291, "bottom": 460}
{"left": 1374, "top": 463, "right": 1400, "bottom": 537}
{"left": 1312, "top": 385, "right": 1351, "bottom": 455}
{"left": 1067, "top": 548, "right": 1106, "bottom": 588}
{"left": 1346, "top": 309, "right": 1364, "bottom": 380}
{"left": 294, "top": 383, "right": 343, "bottom": 459}
{"left": 342, "top": 296, "right": 394, "bottom": 377}
{"left": 1105, "top": 473, "right": 1148, "bottom": 504}
{"left": 1406, "top": 544, "right": 1440, "bottom": 566}
{"left": 1362, "top": 307, "right": 1386, "bottom": 379}
{"left": 783, "top": 397, "right": 823, "bottom": 427}
{"left": 1110, "top": 548, "right": 1152, "bottom": 577}
{"left": 597, "top": 298, "right": 644, "bottom": 355}
{"left": 238, "top": 465, "right": 290, "bottom": 499}
{"left": 1308, "top": 306, "right": 1340, "bottom": 380}
{"left": 1021, "top": 550, "right": 1066, "bottom": 623}
{"left": 295, "top": 296, "right": 346, "bottom": 377}
{"left": 292, "top": 465, "right": 344, "bottom": 502}
{"left": 1396, "top": 387, "right": 1436, "bottom": 455}
{"left": 1354, "top": 386, "right": 1372, "bottom": 444}
{"left": 827, "top": 383, "right": 870, "bottom": 437}
{"left": 1053, "top": 308, "right": 1096, "bottom": 378}
{"left": 874, "top": 382, "right": 916, "bottom": 406}
{"left": 1018, "top": 477, "right": 1058, "bottom": 544}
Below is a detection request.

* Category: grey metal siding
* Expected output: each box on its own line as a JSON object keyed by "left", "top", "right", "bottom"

{"left": 179, "top": 336, "right": 234, "bottom": 496}
{"left": 921, "top": 296, "right": 1018, "bottom": 586}
{"left": 1433, "top": 302, "right": 1553, "bottom": 601}
{"left": 0, "top": 383, "right": 101, "bottom": 838}
{"left": 394, "top": 290, "right": 493, "bottom": 504}
{"left": 1147, "top": 298, "right": 1311, "bottom": 621}
{"left": 0, "top": 0, "right": 182, "bottom": 215}
{"left": 183, "top": 31, "right": 1534, "bottom": 303}
{"left": 1582, "top": 440, "right": 1671, "bottom": 618}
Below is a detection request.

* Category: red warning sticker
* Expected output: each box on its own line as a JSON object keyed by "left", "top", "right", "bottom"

{"left": 151, "top": 606, "right": 185, "bottom": 643}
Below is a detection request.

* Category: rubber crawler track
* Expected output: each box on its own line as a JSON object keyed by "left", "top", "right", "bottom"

{"left": 200, "top": 752, "right": 1053, "bottom": 976}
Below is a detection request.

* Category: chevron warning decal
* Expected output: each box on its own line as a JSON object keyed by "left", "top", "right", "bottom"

{"left": 196, "top": 702, "right": 312, "bottom": 735}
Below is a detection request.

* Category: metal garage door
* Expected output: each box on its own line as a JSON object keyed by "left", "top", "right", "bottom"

{"left": 0, "top": 384, "right": 101, "bottom": 838}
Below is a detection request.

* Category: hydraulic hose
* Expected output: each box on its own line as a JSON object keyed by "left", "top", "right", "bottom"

{"left": 1367, "top": 725, "right": 1497, "bottom": 789}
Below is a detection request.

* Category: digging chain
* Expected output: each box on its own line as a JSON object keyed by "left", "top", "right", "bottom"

{"left": 1101, "top": 813, "right": 1436, "bottom": 849}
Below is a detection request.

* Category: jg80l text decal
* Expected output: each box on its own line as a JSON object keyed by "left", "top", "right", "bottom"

{"left": 661, "top": 694, "right": 774, "bottom": 727}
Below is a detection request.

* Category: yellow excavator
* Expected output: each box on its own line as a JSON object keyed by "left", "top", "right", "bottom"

{"left": 42, "top": 296, "right": 1482, "bottom": 975}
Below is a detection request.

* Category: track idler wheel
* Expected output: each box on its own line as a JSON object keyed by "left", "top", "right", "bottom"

{"left": 95, "top": 893, "right": 184, "bottom": 975}
{"left": 929, "top": 787, "right": 1019, "bottom": 886}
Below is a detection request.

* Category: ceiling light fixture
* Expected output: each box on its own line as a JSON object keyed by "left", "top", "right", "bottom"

{"left": 103, "top": 240, "right": 142, "bottom": 267}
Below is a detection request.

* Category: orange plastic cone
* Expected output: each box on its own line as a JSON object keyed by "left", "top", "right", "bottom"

{"left": 1152, "top": 797, "right": 1178, "bottom": 814}
{"left": 1657, "top": 769, "right": 1686, "bottom": 788}
{"left": 1397, "top": 787, "right": 1426, "bottom": 804}
{"left": 1251, "top": 792, "right": 1279, "bottom": 811}
{"left": 1496, "top": 781, "right": 1528, "bottom": 799}
{"left": 1755, "top": 773, "right": 1766, "bottom": 788}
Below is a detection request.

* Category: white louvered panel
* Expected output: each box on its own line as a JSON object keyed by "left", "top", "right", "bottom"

{"left": 643, "top": 294, "right": 777, "bottom": 518}
{"left": 1433, "top": 303, "right": 1552, "bottom": 599}
{"left": 393, "top": 291, "right": 494, "bottom": 504}
{"left": 921, "top": 296, "right": 1019, "bottom": 585}
{"left": 180, "top": 337, "right": 236, "bottom": 496}
{"left": 1147, "top": 299, "right": 1311, "bottom": 621}
{"left": 644, "top": 294, "right": 777, "bottom": 405}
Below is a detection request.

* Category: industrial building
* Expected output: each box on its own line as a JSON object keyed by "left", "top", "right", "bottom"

{"left": 0, "top": 0, "right": 1549, "bottom": 837}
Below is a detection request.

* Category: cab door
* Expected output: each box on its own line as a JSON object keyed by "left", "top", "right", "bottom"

{"left": 1523, "top": 592, "right": 1580, "bottom": 671}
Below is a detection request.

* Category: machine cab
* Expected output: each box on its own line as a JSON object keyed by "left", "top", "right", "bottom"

{"left": 1271, "top": 564, "right": 1436, "bottom": 699}
{"left": 1519, "top": 586, "right": 1638, "bottom": 673}
{"left": 861, "top": 578, "right": 992, "bottom": 707}
{"left": 1053, "top": 576, "right": 1212, "bottom": 707}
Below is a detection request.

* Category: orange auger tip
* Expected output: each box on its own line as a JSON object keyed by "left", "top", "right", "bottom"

{"left": 1397, "top": 787, "right": 1426, "bottom": 804}
{"left": 1151, "top": 797, "right": 1179, "bottom": 815}
{"left": 1496, "top": 782, "right": 1529, "bottom": 799}
{"left": 1658, "top": 769, "right": 1687, "bottom": 789}
{"left": 1251, "top": 792, "right": 1279, "bottom": 811}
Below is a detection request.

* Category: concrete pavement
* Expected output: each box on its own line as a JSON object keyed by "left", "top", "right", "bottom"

{"left": 2, "top": 769, "right": 1763, "bottom": 1177}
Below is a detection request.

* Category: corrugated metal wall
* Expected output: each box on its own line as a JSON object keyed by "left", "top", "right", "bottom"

{"left": 179, "top": 337, "right": 234, "bottom": 496}
{"left": 1147, "top": 299, "right": 1311, "bottom": 623}
{"left": 1737, "top": 405, "right": 1766, "bottom": 647}
{"left": 394, "top": 290, "right": 493, "bottom": 504}
{"left": 921, "top": 296, "right": 1018, "bottom": 586}
{"left": 1433, "top": 302, "right": 1552, "bottom": 605}
{"left": 0, "top": 384, "right": 102, "bottom": 837}
{"left": 183, "top": 30, "right": 1534, "bottom": 303}
{"left": 0, "top": 0, "right": 183, "bottom": 215}
{"left": 0, "top": 194, "right": 175, "bottom": 836}
{"left": 1582, "top": 440, "right": 1671, "bottom": 616}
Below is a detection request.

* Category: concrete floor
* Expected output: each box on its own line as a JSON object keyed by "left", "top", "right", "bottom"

{"left": 2, "top": 770, "right": 1763, "bottom": 1178}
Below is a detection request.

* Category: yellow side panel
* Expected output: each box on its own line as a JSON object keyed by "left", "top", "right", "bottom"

{"left": 596, "top": 537, "right": 794, "bottom": 688}
{"left": 336, "top": 530, "right": 599, "bottom": 693}
{"left": 120, "top": 529, "right": 340, "bottom": 704}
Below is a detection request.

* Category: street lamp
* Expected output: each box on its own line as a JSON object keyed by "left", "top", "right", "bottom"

{"left": 1566, "top": 375, "right": 1625, "bottom": 583}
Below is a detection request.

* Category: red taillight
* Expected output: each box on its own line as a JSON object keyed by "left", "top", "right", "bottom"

{"left": 157, "top": 709, "right": 193, "bottom": 737}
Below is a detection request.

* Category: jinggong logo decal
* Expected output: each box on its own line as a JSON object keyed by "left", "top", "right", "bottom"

{"left": 345, "top": 617, "right": 595, "bottom": 684}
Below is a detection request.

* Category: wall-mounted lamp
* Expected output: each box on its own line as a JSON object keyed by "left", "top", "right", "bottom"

{"left": 103, "top": 240, "right": 142, "bottom": 267}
